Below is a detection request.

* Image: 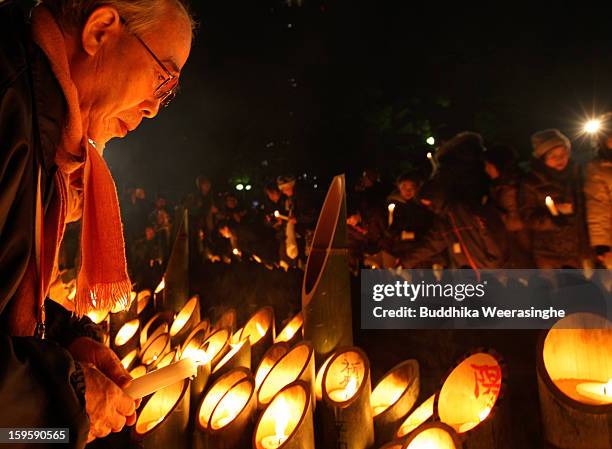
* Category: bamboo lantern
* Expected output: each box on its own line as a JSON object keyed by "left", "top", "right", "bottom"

{"left": 156, "top": 350, "right": 179, "bottom": 370}
{"left": 131, "top": 365, "right": 148, "bottom": 379}
{"left": 258, "top": 341, "right": 316, "bottom": 410}
{"left": 132, "top": 379, "right": 190, "bottom": 449}
{"left": 395, "top": 394, "right": 436, "bottom": 440}
{"left": 180, "top": 346, "right": 212, "bottom": 415}
{"left": 169, "top": 295, "right": 201, "bottom": 348}
{"left": 195, "top": 368, "right": 257, "bottom": 449}
{"left": 379, "top": 442, "right": 404, "bottom": 449}
{"left": 212, "top": 308, "right": 237, "bottom": 334}
{"left": 121, "top": 348, "right": 140, "bottom": 371}
{"left": 401, "top": 422, "right": 462, "bottom": 449}
{"left": 210, "top": 339, "right": 251, "bottom": 384}
{"left": 230, "top": 327, "right": 244, "bottom": 346}
{"left": 235, "top": 306, "right": 275, "bottom": 369}
{"left": 302, "top": 174, "right": 353, "bottom": 366}
{"left": 372, "top": 360, "right": 420, "bottom": 446}
{"left": 109, "top": 291, "right": 138, "bottom": 338}
{"left": 275, "top": 312, "right": 304, "bottom": 347}
{"left": 202, "top": 328, "right": 231, "bottom": 369}
{"left": 253, "top": 381, "right": 315, "bottom": 449}
{"left": 141, "top": 333, "right": 172, "bottom": 370}
{"left": 161, "top": 208, "right": 189, "bottom": 314}
{"left": 536, "top": 312, "right": 612, "bottom": 449}
{"left": 435, "top": 352, "right": 503, "bottom": 449}
{"left": 137, "top": 289, "right": 155, "bottom": 325}
{"left": 181, "top": 320, "right": 212, "bottom": 357}
{"left": 255, "top": 342, "right": 290, "bottom": 391}
{"left": 141, "top": 311, "right": 173, "bottom": 350}
{"left": 112, "top": 318, "right": 140, "bottom": 359}
{"left": 315, "top": 355, "right": 334, "bottom": 401}
{"left": 320, "top": 346, "right": 374, "bottom": 449}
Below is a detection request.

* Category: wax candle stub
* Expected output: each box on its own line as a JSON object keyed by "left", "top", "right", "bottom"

{"left": 575, "top": 379, "right": 612, "bottom": 404}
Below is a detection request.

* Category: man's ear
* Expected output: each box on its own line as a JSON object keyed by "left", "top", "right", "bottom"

{"left": 81, "top": 7, "right": 122, "bottom": 56}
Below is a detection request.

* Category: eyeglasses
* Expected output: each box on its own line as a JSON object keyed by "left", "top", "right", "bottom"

{"left": 121, "top": 19, "right": 179, "bottom": 108}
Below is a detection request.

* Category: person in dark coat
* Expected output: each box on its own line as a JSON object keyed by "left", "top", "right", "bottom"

{"left": 400, "top": 132, "right": 509, "bottom": 271}
{"left": 519, "top": 129, "right": 591, "bottom": 268}
{"left": 0, "top": 0, "right": 194, "bottom": 445}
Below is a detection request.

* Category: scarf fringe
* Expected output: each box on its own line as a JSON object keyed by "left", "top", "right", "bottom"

{"left": 75, "top": 280, "right": 132, "bottom": 317}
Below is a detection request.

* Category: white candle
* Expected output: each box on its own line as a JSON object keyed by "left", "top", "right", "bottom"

{"left": 328, "top": 376, "right": 358, "bottom": 402}
{"left": 274, "top": 210, "right": 289, "bottom": 221}
{"left": 545, "top": 196, "right": 559, "bottom": 216}
{"left": 388, "top": 203, "right": 396, "bottom": 227}
{"left": 576, "top": 379, "right": 612, "bottom": 405}
{"left": 124, "top": 358, "right": 197, "bottom": 399}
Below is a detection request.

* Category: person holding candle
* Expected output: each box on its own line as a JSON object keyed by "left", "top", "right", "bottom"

{"left": 0, "top": 0, "right": 194, "bottom": 446}
{"left": 519, "top": 129, "right": 591, "bottom": 268}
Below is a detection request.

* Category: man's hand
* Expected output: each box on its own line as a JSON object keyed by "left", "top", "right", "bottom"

{"left": 82, "top": 364, "right": 137, "bottom": 442}
{"left": 68, "top": 337, "right": 139, "bottom": 427}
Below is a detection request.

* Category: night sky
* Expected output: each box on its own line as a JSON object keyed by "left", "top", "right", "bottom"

{"left": 105, "top": 1, "right": 612, "bottom": 202}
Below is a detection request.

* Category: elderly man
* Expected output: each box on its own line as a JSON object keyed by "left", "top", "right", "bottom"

{"left": 0, "top": 0, "right": 193, "bottom": 446}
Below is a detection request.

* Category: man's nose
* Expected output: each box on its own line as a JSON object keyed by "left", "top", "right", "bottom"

{"left": 141, "top": 98, "right": 161, "bottom": 119}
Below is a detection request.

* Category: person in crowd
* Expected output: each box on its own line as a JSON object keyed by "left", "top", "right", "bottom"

{"left": 584, "top": 113, "right": 612, "bottom": 268}
{"left": 130, "top": 226, "right": 163, "bottom": 289}
{"left": 346, "top": 203, "right": 368, "bottom": 273}
{"left": 149, "top": 194, "right": 173, "bottom": 260}
{"left": 0, "top": 0, "right": 194, "bottom": 444}
{"left": 484, "top": 143, "right": 533, "bottom": 267}
{"left": 217, "top": 192, "right": 249, "bottom": 226}
{"left": 520, "top": 129, "right": 591, "bottom": 268}
{"left": 122, "top": 187, "right": 151, "bottom": 244}
{"left": 184, "top": 175, "right": 218, "bottom": 265}
{"left": 260, "top": 182, "right": 287, "bottom": 265}
{"left": 400, "top": 132, "right": 508, "bottom": 271}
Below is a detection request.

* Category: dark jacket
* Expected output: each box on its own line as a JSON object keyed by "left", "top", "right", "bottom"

{"left": 0, "top": 2, "right": 88, "bottom": 446}
{"left": 383, "top": 191, "right": 435, "bottom": 257}
{"left": 519, "top": 159, "right": 590, "bottom": 267}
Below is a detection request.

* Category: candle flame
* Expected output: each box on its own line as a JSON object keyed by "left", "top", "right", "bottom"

{"left": 479, "top": 406, "right": 492, "bottom": 422}
{"left": 182, "top": 347, "right": 211, "bottom": 366}
{"left": 256, "top": 322, "right": 266, "bottom": 337}
{"left": 274, "top": 210, "right": 280, "bottom": 218}
{"left": 253, "top": 254, "right": 263, "bottom": 264}
{"left": 345, "top": 376, "right": 358, "bottom": 400}
{"left": 388, "top": 203, "right": 396, "bottom": 212}
{"left": 232, "top": 248, "right": 241, "bottom": 256}
{"left": 154, "top": 278, "right": 165, "bottom": 294}
{"left": 274, "top": 396, "right": 290, "bottom": 441}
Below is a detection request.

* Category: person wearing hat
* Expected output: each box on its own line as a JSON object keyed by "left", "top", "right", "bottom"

{"left": 519, "top": 129, "right": 590, "bottom": 268}
{"left": 584, "top": 114, "right": 612, "bottom": 268}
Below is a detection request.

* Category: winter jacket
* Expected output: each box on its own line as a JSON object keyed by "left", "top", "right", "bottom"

{"left": 0, "top": 2, "right": 88, "bottom": 446}
{"left": 383, "top": 191, "right": 435, "bottom": 257}
{"left": 519, "top": 158, "right": 590, "bottom": 267}
{"left": 584, "top": 155, "right": 612, "bottom": 252}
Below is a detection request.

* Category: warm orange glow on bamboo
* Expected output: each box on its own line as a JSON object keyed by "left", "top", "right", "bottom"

{"left": 198, "top": 369, "right": 251, "bottom": 430}
{"left": 315, "top": 355, "right": 333, "bottom": 401}
{"left": 140, "top": 312, "right": 171, "bottom": 349}
{"left": 156, "top": 350, "right": 178, "bottom": 370}
{"left": 275, "top": 312, "right": 303, "bottom": 344}
{"left": 213, "top": 308, "right": 237, "bottom": 334}
{"left": 255, "top": 343, "right": 290, "bottom": 391}
{"left": 241, "top": 307, "right": 274, "bottom": 346}
{"left": 141, "top": 333, "right": 171, "bottom": 367}
{"left": 231, "top": 327, "right": 244, "bottom": 346}
{"left": 136, "top": 290, "right": 152, "bottom": 315}
{"left": 115, "top": 319, "right": 140, "bottom": 346}
{"left": 372, "top": 374, "right": 407, "bottom": 415}
{"left": 134, "top": 379, "right": 188, "bottom": 435}
{"left": 396, "top": 394, "right": 435, "bottom": 438}
{"left": 154, "top": 278, "right": 165, "bottom": 294}
{"left": 258, "top": 342, "right": 315, "bottom": 407}
{"left": 210, "top": 379, "right": 254, "bottom": 430}
{"left": 181, "top": 320, "right": 211, "bottom": 356}
{"left": 403, "top": 423, "right": 460, "bottom": 449}
{"left": 169, "top": 296, "right": 199, "bottom": 337}
{"left": 86, "top": 309, "right": 109, "bottom": 324}
{"left": 437, "top": 352, "right": 502, "bottom": 434}
{"left": 130, "top": 365, "right": 148, "bottom": 379}
{"left": 323, "top": 350, "right": 366, "bottom": 404}
{"left": 542, "top": 313, "right": 612, "bottom": 406}
{"left": 121, "top": 349, "right": 139, "bottom": 371}
{"left": 202, "top": 328, "right": 231, "bottom": 368}
{"left": 213, "top": 339, "right": 248, "bottom": 374}
{"left": 254, "top": 382, "right": 313, "bottom": 449}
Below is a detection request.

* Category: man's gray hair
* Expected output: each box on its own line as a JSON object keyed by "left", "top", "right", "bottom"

{"left": 41, "top": 0, "right": 196, "bottom": 35}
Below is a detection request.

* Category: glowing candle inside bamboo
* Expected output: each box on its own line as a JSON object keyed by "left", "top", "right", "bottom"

{"left": 315, "top": 355, "right": 333, "bottom": 401}
{"left": 115, "top": 319, "right": 140, "bottom": 347}
{"left": 213, "top": 339, "right": 248, "bottom": 374}
{"left": 575, "top": 379, "right": 612, "bottom": 405}
{"left": 328, "top": 375, "right": 358, "bottom": 402}
{"left": 241, "top": 307, "right": 274, "bottom": 346}
{"left": 255, "top": 343, "right": 290, "bottom": 391}
{"left": 180, "top": 320, "right": 210, "bottom": 357}
{"left": 202, "top": 328, "right": 231, "bottom": 368}
{"left": 254, "top": 382, "right": 312, "bottom": 449}
{"left": 130, "top": 365, "right": 148, "bottom": 379}
{"left": 141, "top": 333, "right": 171, "bottom": 367}
{"left": 275, "top": 312, "right": 303, "bottom": 344}
{"left": 154, "top": 278, "right": 165, "bottom": 294}
{"left": 210, "top": 379, "right": 253, "bottom": 429}
{"left": 198, "top": 369, "right": 250, "bottom": 430}
{"left": 545, "top": 196, "right": 559, "bottom": 216}
{"left": 169, "top": 296, "right": 199, "bottom": 338}
{"left": 120, "top": 349, "right": 139, "bottom": 371}
{"left": 136, "top": 290, "right": 152, "bottom": 315}
{"left": 404, "top": 424, "right": 459, "bottom": 449}
{"left": 156, "top": 350, "right": 178, "bottom": 370}
{"left": 396, "top": 394, "right": 435, "bottom": 438}
{"left": 134, "top": 379, "right": 188, "bottom": 435}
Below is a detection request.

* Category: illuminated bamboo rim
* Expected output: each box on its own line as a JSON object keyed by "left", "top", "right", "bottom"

{"left": 240, "top": 307, "right": 274, "bottom": 346}
{"left": 114, "top": 318, "right": 140, "bottom": 347}
{"left": 396, "top": 394, "right": 436, "bottom": 439}
{"left": 200, "top": 328, "right": 231, "bottom": 368}
{"left": 436, "top": 352, "right": 502, "bottom": 434}
{"left": 379, "top": 442, "right": 404, "bottom": 449}
{"left": 140, "top": 312, "right": 172, "bottom": 349}
{"left": 121, "top": 349, "right": 139, "bottom": 371}
{"left": 111, "top": 290, "right": 137, "bottom": 314}
{"left": 154, "top": 278, "right": 165, "bottom": 294}
{"left": 136, "top": 290, "right": 152, "bottom": 315}
{"left": 130, "top": 365, "right": 148, "bottom": 379}
{"left": 255, "top": 342, "right": 290, "bottom": 390}
{"left": 322, "top": 347, "right": 369, "bottom": 405}
{"left": 169, "top": 296, "right": 200, "bottom": 338}
{"left": 180, "top": 319, "right": 211, "bottom": 357}
{"left": 86, "top": 309, "right": 109, "bottom": 325}
{"left": 372, "top": 360, "right": 419, "bottom": 417}
{"left": 315, "top": 355, "right": 333, "bottom": 401}
{"left": 156, "top": 350, "right": 178, "bottom": 370}
{"left": 212, "top": 338, "right": 250, "bottom": 375}
{"left": 401, "top": 422, "right": 462, "bottom": 449}
{"left": 141, "top": 333, "right": 171, "bottom": 368}
{"left": 231, "top": 327, "right": 244, "bottom": 346}
{"left": 197, "top": 368, "right": 251, "bottom": 430}
{"left": 258, "top": 341, "right": 315, "bottom": 407}
{"left": 254, "top": 381, "right": 313, "bottom": 449}
{"left": 213, "top": 308, "right": 237, "bottom": 333}
{"left": 134, "top": 379, "right": 189, "bottom": 436}
{"left": 275, "top": 312, "right": 303, "bottom": 344}
{"left": 209, "top": 378, "right": 255, "bottom": 431}
{"left": 539, "top": 312, "right": 612, "bottom": 408}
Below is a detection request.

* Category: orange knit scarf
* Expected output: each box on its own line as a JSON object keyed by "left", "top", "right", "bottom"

{"left": 31, "top": 6, "right": 131, "bottom": 317}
